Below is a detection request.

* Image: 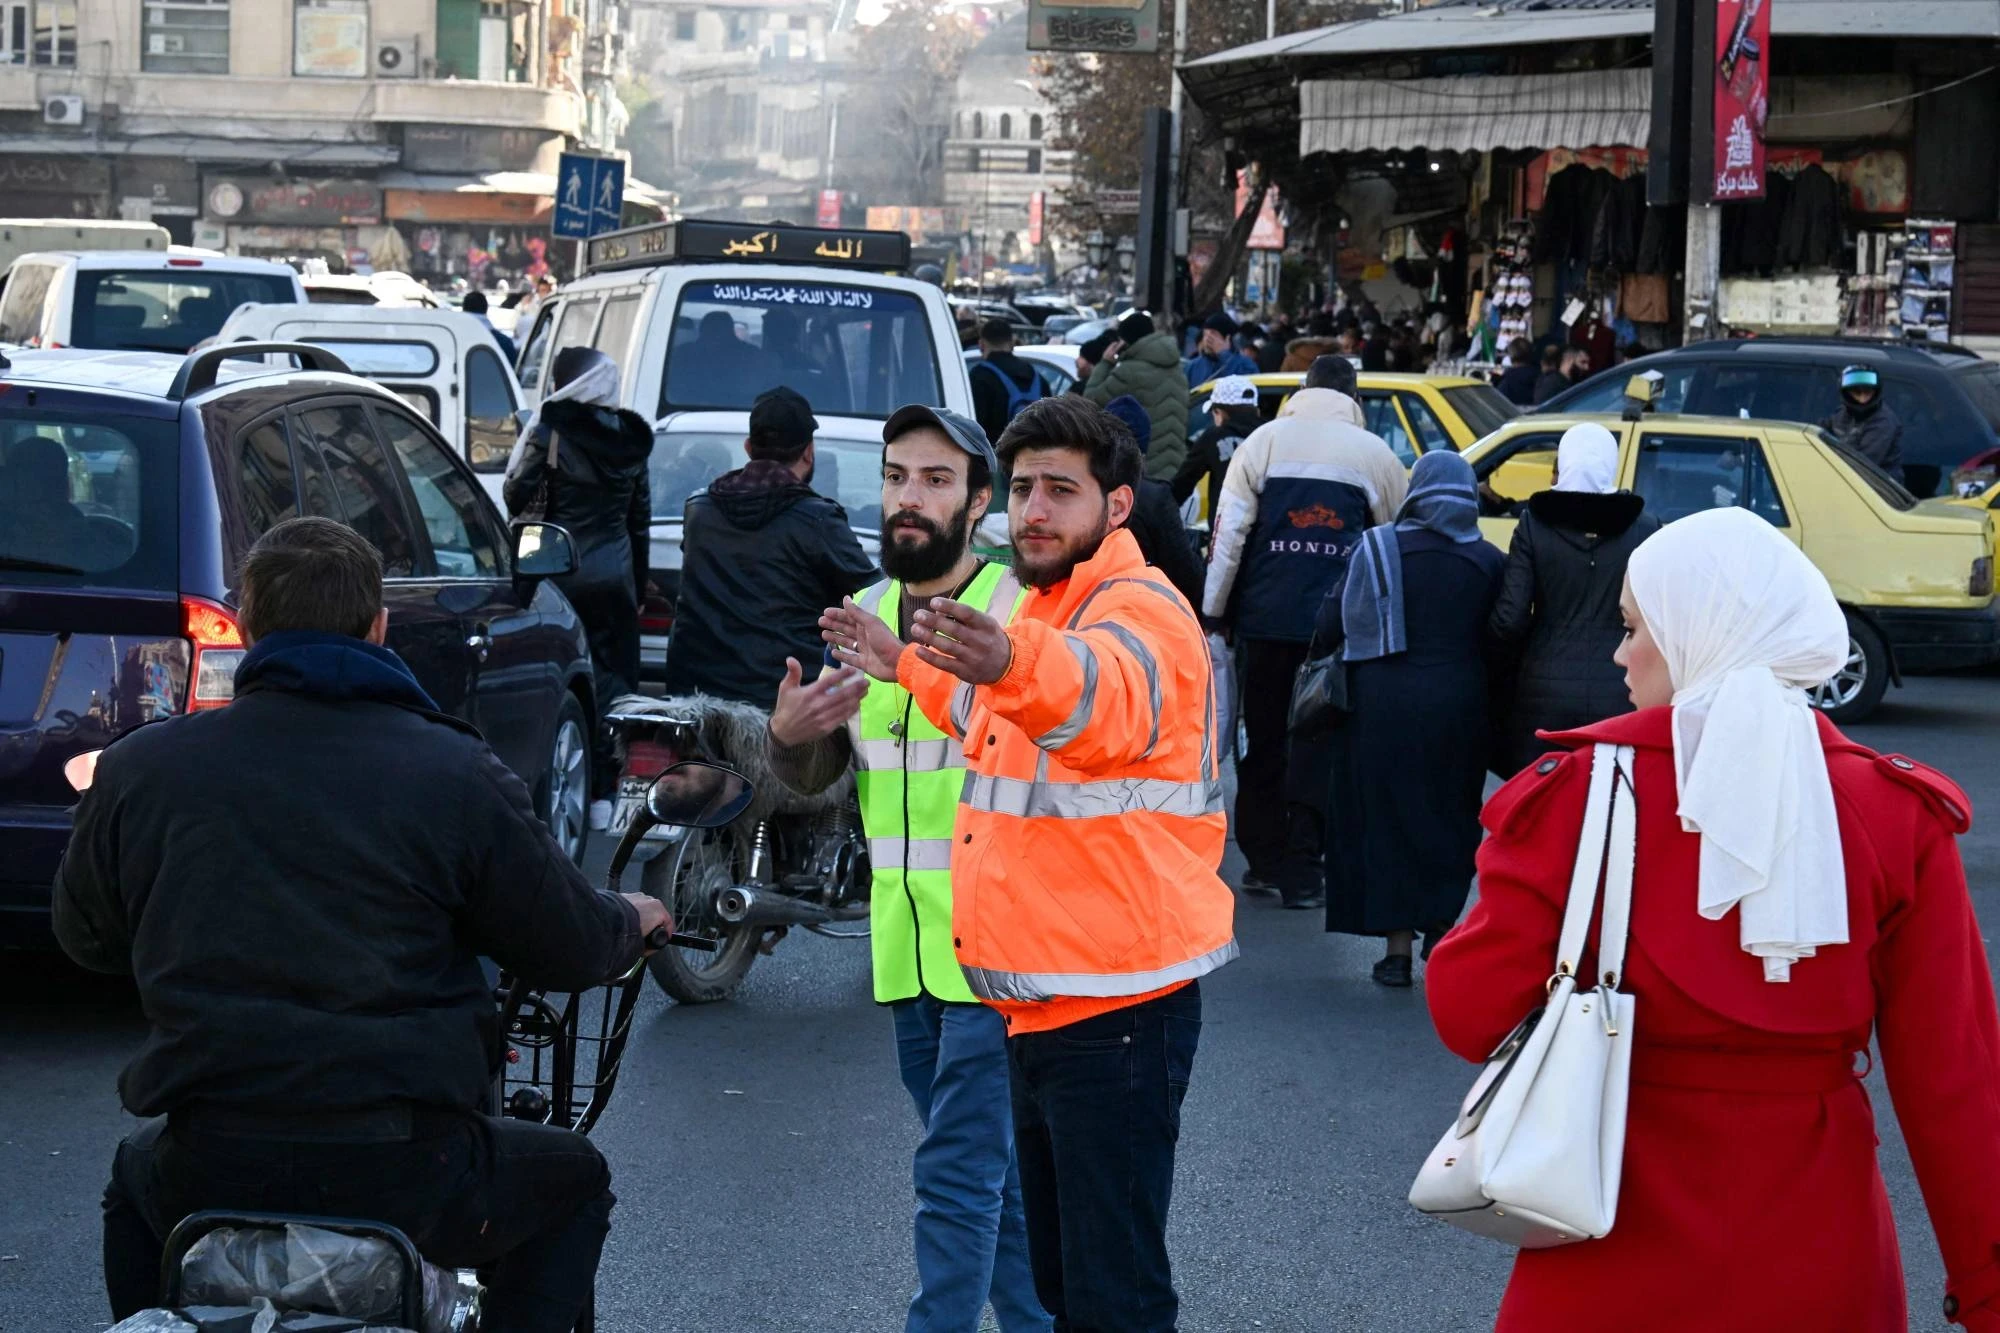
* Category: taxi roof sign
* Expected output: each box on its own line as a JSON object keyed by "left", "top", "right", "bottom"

{"left": 584, "top": 219, "right": 912, "bottom": 275}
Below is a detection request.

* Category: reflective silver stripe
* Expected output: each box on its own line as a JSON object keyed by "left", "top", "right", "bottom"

{"left": 1063, "top": 576, "right": 1183, "bottom": 631}
{"left": 961, "top": 771, "right": 1224, "bottom": 819}
{"left": 854, "top": 737, "right": 957, "bottom": 771}
{"left": 990, "top": 568, "right": 1026, "bottom": 621}
{"left": 1081, "top": 621, "right": 1160, "bottom": 760}
{"left": 962, "top": 939, "right": 1240, "bottom": 1002}
{"left": 870, "top": 837, "right": 955, "bottom": 872}
{"left": 948, "top": 683, "right": 975, "bottom": 739}
{"left": 1032, "top": 634, "right": 1099, "bottom": 752}
{"left": 855, "top": 579, "right": 892, "bottom": 614}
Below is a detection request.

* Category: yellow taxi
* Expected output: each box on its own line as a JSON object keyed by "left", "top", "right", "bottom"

{"left": 1462, "top": 406, "right": 1999, "bottom": 722}
{"left": 1188, "top": 370, "right": 1518, "bottom": 466}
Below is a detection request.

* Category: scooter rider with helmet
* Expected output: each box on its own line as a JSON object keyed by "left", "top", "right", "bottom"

{"left": 1820, "top": 364, "right": 1905, "bottom": 487}
{"left": 53, "top": 517, "right": 669, "bottom": 1333}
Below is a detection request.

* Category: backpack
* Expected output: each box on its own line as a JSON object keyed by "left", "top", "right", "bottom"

{"left": 974, "top": 359, "right": 1043, "bottom": 425}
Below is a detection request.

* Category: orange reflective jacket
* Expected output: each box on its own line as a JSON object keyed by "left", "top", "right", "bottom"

{"left": 900, "top": 528, "right": 1238, "bottom": 1035}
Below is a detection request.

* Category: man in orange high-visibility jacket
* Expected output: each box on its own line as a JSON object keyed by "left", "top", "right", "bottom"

{"left": 827, "top": 394, "right": 1237, "bottom": 1333}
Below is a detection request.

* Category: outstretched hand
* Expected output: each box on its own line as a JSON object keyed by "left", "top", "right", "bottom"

{"left": 909, "top": 598, "right": 1014, "bottom": 686}
{"left": 822, "top": 598, "right": 905, "bottom": 683}
{"left": 769, "top": 656, "right": 866, "bottom": 748}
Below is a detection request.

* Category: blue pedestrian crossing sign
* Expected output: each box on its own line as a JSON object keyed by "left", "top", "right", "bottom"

{"left": 555, "top": 152, "right": 626, "bottom": 240}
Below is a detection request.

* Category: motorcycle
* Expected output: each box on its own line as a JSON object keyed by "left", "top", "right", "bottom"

{"left": 81, "top": 753, "right": 754, "bottom": 1333}
{"left": 604, "top": 695, "right": 871, "bottom": 1005}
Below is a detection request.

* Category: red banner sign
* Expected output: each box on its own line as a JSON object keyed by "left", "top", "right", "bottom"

{"left": 1711, "top": 0, "right": 1771, "bottom": 200}
{"left": 817, "top": 188, "right": 842, "bottom": 228}
{"left": 1028, "top": 190, "right": 1045, "bottom": 248}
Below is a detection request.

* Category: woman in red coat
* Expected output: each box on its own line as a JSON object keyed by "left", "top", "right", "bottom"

{"left": 1427, "top": 507, "right": 2000, "bottom": 1332}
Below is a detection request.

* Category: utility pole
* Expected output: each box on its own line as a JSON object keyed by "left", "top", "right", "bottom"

{"left": 1164, "top": 0, "right": 1188, "bottom": 318}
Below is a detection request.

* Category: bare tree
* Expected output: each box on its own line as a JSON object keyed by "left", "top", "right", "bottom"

{"left": 844, "top": 0, "right": 981, "bottom": 205}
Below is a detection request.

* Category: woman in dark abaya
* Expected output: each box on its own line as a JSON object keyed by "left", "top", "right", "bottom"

{"left": 1317, "top": 450, "right": 1504, "bottom": 987}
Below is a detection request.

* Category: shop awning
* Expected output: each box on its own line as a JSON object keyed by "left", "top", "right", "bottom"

{"left": 1299, "top": 69, "right": 1651, "bottom": 157}
{"left": 0, "top": 137, "right": 398, "bottom": 166}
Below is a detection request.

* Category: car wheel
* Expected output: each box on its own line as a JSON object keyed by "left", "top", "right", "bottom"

{"left": 1810, "top": 614, "right": 1891, "bottom": 724}
{"left": 541, "top": 693, "right": 591, "bottom": 865}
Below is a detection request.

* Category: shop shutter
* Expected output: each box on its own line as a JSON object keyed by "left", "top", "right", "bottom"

{"left": 1955, "top": 225, "right": 2000, "bottom": 338}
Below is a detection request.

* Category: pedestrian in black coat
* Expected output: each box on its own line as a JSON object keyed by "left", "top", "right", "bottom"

{"left": 1486, "top": 423, "right": 1662, "bottom": 777}
{"left": 1102, "top": 393, "right": 1205, "bottom": 607}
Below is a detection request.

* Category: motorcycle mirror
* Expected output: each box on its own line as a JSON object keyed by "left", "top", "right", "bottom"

{"left": 64, "top": 749, "right": 103, "bottom": 793}
{"left": 646, "top": 761, "right": 752, "bottom": 829}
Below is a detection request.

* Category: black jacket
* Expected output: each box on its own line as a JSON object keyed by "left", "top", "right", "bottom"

{"left": 52, "top": 632, "right": 639, "bottom": 1119}
{"left": 1820, "top": 402, "right": 1905, "bottom": 482}
{"left": 1532, "top": 370, "right": 1571, "bottom": 406}
{"left": 970, "top": 352, "right": 1041, "bottom": 446}
{"left": 662, "top": 459, "right": 878, "bottom": 707}
{"left": 1175, "top": 405, "right": 1261, "bottom": 507}
{"left": 1495, "top": 363, "right": 1541, "bottom": 407}
{"left": 1124, "top": 478, "right": 1204, "bottom": 608}
{"left": 1487, "top": 490, "right": 1662, "bottom": 776}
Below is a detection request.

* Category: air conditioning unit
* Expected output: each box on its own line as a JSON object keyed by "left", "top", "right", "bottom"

{"left": 375, "top": 36, "right": 419, "bottom": 78}
{"left": 43, "top": 94, "right": 84, "bottom": 126}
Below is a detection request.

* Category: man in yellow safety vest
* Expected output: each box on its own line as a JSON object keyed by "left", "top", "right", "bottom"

{"left": 767, "top": 405, "right": 1047, "bottom": 1333}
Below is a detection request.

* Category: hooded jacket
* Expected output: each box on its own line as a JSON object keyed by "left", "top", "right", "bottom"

{"left": 1203, "top": 388, "right": 1410, "bottom": 642}
{"left": 1487, "top": 489, "right": 1661, "bottom": 775}
{"left": 1083, "top": 330, "right": 1190, "bottom": 482}
{"left": 52, "top": 632, "right": 639, "bottom": 1118}
{"left": 1176, "top": 403, "right": 1263, "bottom": 509}
{"left": 1820, "top": 401, "right": 1905, "bottom": 483}
{"left": 662, "top": 458, "right": 878, "bottom": 707}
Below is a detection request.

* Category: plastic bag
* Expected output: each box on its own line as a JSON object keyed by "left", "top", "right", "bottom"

{"left": 177, "top": 1223, "right": 463, "bottom": 1333}
{"left": 1207, "top": 634, "right": 1238, "bottom": 765}
{"left": 107, "top": 1313, "right": 199, "bottom": 1333}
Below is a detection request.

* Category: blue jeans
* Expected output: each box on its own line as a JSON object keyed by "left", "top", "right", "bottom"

{"left": 893, "top": 996, "right": 1052, "bottom": 1333}
{"left": 1008, "top": 982, "right": 1202, "bottom": 1333}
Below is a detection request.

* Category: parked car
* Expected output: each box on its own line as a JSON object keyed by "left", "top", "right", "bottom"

{"left": 1187, "top": 369, "right": 1521, "bottom": 465}
{"left": 1537, "top": 337, "right": 2000, "bottom": 497}
{"left": 0, "top": 249, "right": 303, "bottom": 354}
{"left": 962, "top": 343, "right": 1081, "bottom": 398}
{"left": 1464, "top": 406, "right": 1999, "bottom": 722}
{"left": 300, "top": 271, "right": 442, "bottom": 309}
{"left": 215, "top": 303, "right": 527, "bottom": 506}
{"left": 0, "top": 344, "right": 598, "bottom": 948}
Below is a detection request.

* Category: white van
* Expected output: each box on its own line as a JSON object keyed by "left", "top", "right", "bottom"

{"left": 0, "top": 249, "right": 303, "bottom": 353}
{"left": 216, "top": 303, "right": 526, "bottom": 505}
{"left": 0, "top": 219, "right": 169, "bottom": 273}
{"left": 509, "top": 219, "right": 974, "bottom": 680}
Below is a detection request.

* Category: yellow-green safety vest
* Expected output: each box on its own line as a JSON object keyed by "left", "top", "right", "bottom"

{"left": 849, "top": 562, "right": 1026, "bottom": 1003}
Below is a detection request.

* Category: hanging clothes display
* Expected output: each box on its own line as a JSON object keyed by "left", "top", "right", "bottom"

{"left": 1534, "top": 166, "right": 1616, "bottom": 266}
{"left": 1776, "top": 164, "right": 1844, "bottom": 271}
{"left": 1589, "top": 172, "right": 1650, "bottom": 273}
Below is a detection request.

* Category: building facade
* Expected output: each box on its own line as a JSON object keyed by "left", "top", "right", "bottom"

{"left": 0, "top": 0, "right": 644, "bottom": 284}
{"left": 941, "top": 7, "right": 1071, "bottom": 277}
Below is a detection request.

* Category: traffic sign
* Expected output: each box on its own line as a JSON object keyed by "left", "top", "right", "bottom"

{"left": 1095, "top": 189, "right": 1141, "bottom": 216}
{"left": 555, "top": 151, "right": 626, "bottom": 240}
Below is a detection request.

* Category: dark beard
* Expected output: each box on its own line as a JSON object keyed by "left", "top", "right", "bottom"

{"left": 1012, "top": 504, "right": 1112, "bottom": 590}
{"left": 880, "top": 500, "right": 973, "bottom": 584}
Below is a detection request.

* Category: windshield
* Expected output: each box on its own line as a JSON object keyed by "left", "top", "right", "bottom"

{"left": 0, "top": 409, "right": 178, "bottom": 590}
{"left": 301, "top": 339, "right": 440, "bottom": 376}
{"left": 661, "top": 280, "right": 942, "bottom": 419}
{"left": 649, "top": 430, "right": 884, "bottom": 533}
{"left": 1440, "top": 384, "right": 1519, "bottom": 437}
{"left": 1952, "top": 361, "right": 2000, "bottom": 438}
{"left": 74, "top": 269, "right": 298, "bottom": 353}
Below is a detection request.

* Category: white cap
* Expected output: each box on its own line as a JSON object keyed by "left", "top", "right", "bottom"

{"left": 1204, "top": 374, "right": 1259, "bottom": 413}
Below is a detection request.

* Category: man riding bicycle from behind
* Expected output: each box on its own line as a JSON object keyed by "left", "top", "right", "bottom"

{"left": 54, "top": 517, "right": 669, "bottom": 1333}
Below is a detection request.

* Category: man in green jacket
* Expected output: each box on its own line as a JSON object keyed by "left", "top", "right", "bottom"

{"left": 1084, "top": 310, "right": 1190, "bottom": 483}
{"left": 767, "top": 405, "right": 1048, "bottom": 1333}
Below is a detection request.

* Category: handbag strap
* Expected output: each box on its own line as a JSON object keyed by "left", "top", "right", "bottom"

{"left": 1552, "top": 743, "right": 1637, "bottom": 988}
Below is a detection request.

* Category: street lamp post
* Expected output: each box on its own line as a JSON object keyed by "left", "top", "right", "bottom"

{"left": 1086, "top": 229, "right": 1111, "bottom": 273}
{"left": 1115, "top": 234, "right": 1136, "bottom": 297}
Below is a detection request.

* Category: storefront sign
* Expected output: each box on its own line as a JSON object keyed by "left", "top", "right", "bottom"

{"left": 206, "top": 176, "right": 382, "bottom": 225}
{"left": 1027, "top": 0, "right": 1159, "bottom": 54}
{"left": 1094, "top": 189, "right": 1141, "bottom": 216}
{"left": 404, "top": 126, "right": 563, "bottom": 175}
{"left": 817, "top": 189, "right": 842, "bottom": 228}
{"left": 294, "top": 2, "right": 369, "bottom": 78}
{"left": 1235, "top": 183, "right": 1285, "bottom": 251}
{"left": 863, "top": 206, "right": 958, "bottom": 245}
{"left": 117, "top": 157, "right": 201, "bottom": 215}
{"left": 1710, "top": 0, "right": 1770, "bottom": 200}
{"left": 1028, "top": 190, "right": 1045, "bottom": 248}
{"left": 385, "top": 189, "right": 551, "bottom": 225}
{"left": 0, "top": 156, "right": 111, "bottom": 194}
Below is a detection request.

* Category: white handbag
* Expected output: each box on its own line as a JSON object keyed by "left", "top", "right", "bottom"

{"left": 1409, "top": 743, "right": 1637, "bottom": 1249}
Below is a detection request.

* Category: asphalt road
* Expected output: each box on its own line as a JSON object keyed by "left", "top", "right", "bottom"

{"left": 6, "top": 672, "right": 2000, "bottom": 1332}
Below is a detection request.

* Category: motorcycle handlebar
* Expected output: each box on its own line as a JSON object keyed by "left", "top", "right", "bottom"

{"left": 646, "top": 925, "right": 719, "bottom": 953}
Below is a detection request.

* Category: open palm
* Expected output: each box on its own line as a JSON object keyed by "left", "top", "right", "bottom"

{"left": 821, "top": 598, "right": 904, "bottom": 683}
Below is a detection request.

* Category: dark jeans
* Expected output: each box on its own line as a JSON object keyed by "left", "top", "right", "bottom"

{"left": 103, "top": 1110, "right": 614, "bottom": 1333}
{"left": 1237, "top": 639, "right": 1322, "bottom": 903}
{"left": 1009, "top": 982, "right": 1202, "bottom": 1333}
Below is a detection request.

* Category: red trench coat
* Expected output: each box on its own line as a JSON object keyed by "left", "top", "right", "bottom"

{"left": 1427, "top": 707, "right": 2000, "bottom": 1333}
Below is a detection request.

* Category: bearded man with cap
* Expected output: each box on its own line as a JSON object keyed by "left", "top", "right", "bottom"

{"left": 1819, "top": 364, "right": 1905, "bottom": 486}
{"left": 766, "top": 406, "right": 1049, "bottom": 1333}
{"left": 662, "top": 385, "right": 878, "bottom": 708}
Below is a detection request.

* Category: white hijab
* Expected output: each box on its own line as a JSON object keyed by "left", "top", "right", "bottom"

{"left": 1554, "top": 422, "right": 1620, "bottom": 494}
{"left": 1626, "top": 508, "right": 1852, "bottom": 982}
{"left": 507, "top": 357, "right": 623, "bottom": 474}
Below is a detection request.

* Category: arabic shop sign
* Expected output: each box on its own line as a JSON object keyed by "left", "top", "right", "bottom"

{"left": 204, "top": 175, "right": 382, "bottom": 225}
{"left": 1709, "top": 0, "right": 1770, "bottom": 201}
{"left": 1027, "top": 0, "right": 1159, "bottom": 53}
{"left": 584, "top": 219, "right": 913, "bottom": 274}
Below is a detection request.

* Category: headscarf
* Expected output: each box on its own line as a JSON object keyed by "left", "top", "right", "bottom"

{"left": 509, "top": 348, "right": 622, "bottom": 473}
{"left": 1553, "top": 422, "right": 1620, "bottom": 494}
{"left": 1341, "top": 451, "right": 1482, "bottom": 661}
{"left": 1626, "top": 507, "right": 1851, "bottom": 982}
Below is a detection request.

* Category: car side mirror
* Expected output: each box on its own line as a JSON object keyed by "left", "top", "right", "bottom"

{"left": 514, "top": 521, "right": 577, "bottom": 577}
{"left": 516, "top": 406, "right": 534, "bottom": 430}
{"left": 646, "top": 761, "right": 753, "bottom": 829}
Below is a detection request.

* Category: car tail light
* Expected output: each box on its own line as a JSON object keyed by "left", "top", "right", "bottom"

{"left": 622, "top": 740, "right": 677, "bottom": 779}
{"left": 183, "top": 596, "right": 246, "bottom": 710}
{"left": 166, "top": 257, "right": 205, "bottom": 267}
{"left": 1974, "top": 556, "right": 1995, "bottom": 598}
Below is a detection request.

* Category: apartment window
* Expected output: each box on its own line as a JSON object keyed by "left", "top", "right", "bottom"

{"left": 1030, "top": 113, "right": 1043, "bottom": 140}
{"left": 788, "top": 13, "right": 805, "bottom": 28}
{"left": 971, "top": 111, "right": 983, "bottom": 139}
{"left": 674, "top": 10, "right": 694, "bottom": 39}
{"left": 998, "top": 113, "right": 1011, "bottom": 140}
{"left": 725, "top": 11, "right": 748, "bottom": 43}
{"left": 7, "top": 1, "right": 74, "bottom": 65}
{"left": 144, "top": 0, "right": 229, "bottom": 74}
{"left": 1027, "top": 148, "right": 1042, "bottom": 174}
